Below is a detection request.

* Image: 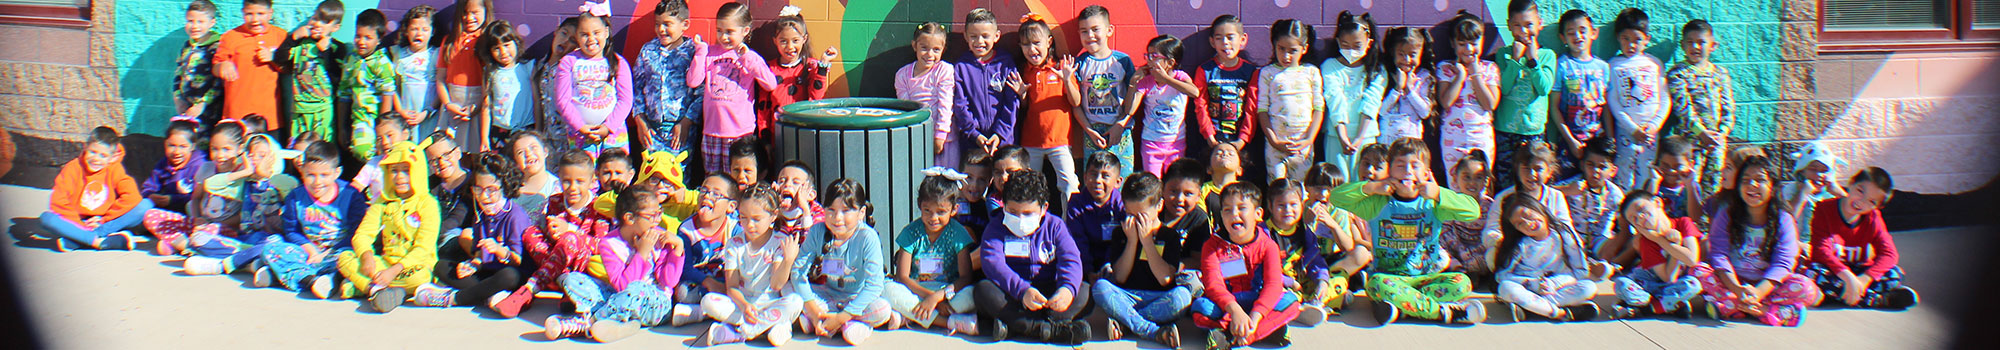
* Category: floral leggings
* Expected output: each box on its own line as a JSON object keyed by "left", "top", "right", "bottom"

{"left": 1365, "top": 272, "right": 1474, "bottom": 320}
{"left": 562, "top": 272, "right": 671, "bottom": 325}
{"left": 1693, "top": 264, "right": 1820, "bottom": 326}
{"left": 143, "top": 209, "right": 238, "bottom": 255}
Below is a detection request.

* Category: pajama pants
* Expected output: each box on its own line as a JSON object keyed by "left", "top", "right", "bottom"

{"left": 524, "top": 226, "right": 601, "bottom": 291}
{"left": 336, "top": 250, "right": 435, "bottom": 292}
{"left": 261, "top": 243, "right": 342, "bottom": 290}
{"left": 1092, "top": 279, "right": 1193, "bottom": 338}
{"left": 702, "top": 134, "right": 744, "bottom": 176}
{"left": 1138, "top": 138, "right": 1185, "bottom": 177}
{"left": 38, "top": 201, "right": 152, "bottom": 247}
{"left": 1613, "top": 136, "right": 1657, "bottom": 191}
{"left": 701, "top": 293, "right": 805, "bottom": 339}
{"left": 974, "top": 280, "right": 1091, "bottom": 331}
{"left": 1264, "top": 142, "right": 1312, "bottom": 181}
{"left": 1025, "top": 146, "right": 1080, "bottom": 196}
{"left": 1613, "top": 267, "right": 1700, "bottom": 310}
{"left": 1493, "top": 132, "right": 1544, "bottom": 193}
{"left": 190, "top": 231, "right": 270, "bottom": 269}
{"left": 1365, "top": 272, "right": 1474, "bottom": 320}
{"left": 1800, "top": 263, "right": 1907, "bottom": 307}
{"left": 1691, "top": 142, "right": 1725, "bottom": 199}
{"left": 1691, "top": 264, "right": 1817, "bottom": 326}
{"left": 1087, "top": 123, "right": 1135, "bottom": 175}
{"left": 802, "top": 296, "right": 895, "bottom": 340}
{"left": 1191, "top": 289, "right": 1300, "bottom": 343}
{"left": 435, "top": 243, "right": 529, "bottom": 306}
{"left": 142, "top": 208, "right": 238, "bottom": 254}
{"left": 1441, "top": 223, "right": 1493, "bottom": 276}
{"left": 561, "top": 272, "right": 672, "bottom": 325}
{"left": 1498, "top": 273, "right": 1597, "bottom": 318}
{"left": 881, "top": 283, "right": 977, "bottom": 326}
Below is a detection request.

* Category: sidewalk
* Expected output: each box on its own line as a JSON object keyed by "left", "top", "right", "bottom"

{"left": 0, "top": 184, "right": 1974, "bottom": 349}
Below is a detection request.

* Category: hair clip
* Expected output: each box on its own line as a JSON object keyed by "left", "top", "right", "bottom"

{"left": 170, "top": 115, "right": 200, "bottom": 123}
{"left": 578, "top": 0, "right": 611, "bottom": 17}
{"left": 920, "top": 166, "right": 969, "bottom": 182}
{"left": 1021, "top": 13, "right": 1046, "bottom": 24}
{"left": 779, "top": 5, "right": 803, "bottom": 18}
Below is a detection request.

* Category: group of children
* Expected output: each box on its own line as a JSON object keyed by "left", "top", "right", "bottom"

{"left": 38, "top": 0, "right": 1921, "bottom": 348}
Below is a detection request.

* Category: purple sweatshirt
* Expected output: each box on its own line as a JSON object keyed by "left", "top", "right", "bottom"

{"left": 982, "top": 212, "right": 1083, "bottom": 297}
{"left": 1064, "top": 190, "right": 1123, "bottom": 272}
{"left": 952, "top": 51, "right": 1021, "bottom": 146}
{"left": 470, "top": 201, "right": 533, "bottom": 269}
{"left": 1704, "top": 207, "right": 1799, "bottom": 283}
{"left": 599, "top": 229, "right": 687, "bottom": 292}
{"left": 140, "top": 150, "right": 208, "bottom": 210}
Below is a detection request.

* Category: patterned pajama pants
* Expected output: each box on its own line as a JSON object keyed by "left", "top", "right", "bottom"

{"left": 562, "top": 272, "right": 672, "bottom": 325}
{"left": 1692, "top": 264, "right": 1819, "bottom": 326}
{"left": 1366, "top": 272, "right": 1474, "bottom": 320}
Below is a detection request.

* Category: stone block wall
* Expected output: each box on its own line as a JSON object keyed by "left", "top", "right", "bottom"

{"left": 0, "top": 0, "right": 123, "bottom": 172}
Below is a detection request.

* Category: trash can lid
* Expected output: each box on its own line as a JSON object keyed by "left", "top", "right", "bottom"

{"left": 778, "top": 97, "right": 931, "bottom": 130}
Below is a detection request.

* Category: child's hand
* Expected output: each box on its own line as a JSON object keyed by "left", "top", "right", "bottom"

{"left": 1021, "top": 288, "right": 1048, "bottom": 311}
{"left": 1700, "top": 129, "right": 1725, "bottom": 149}
{"left": 821, "top": 47, "right": 840, "bottom": 63}
{"left": 1047, "top": 287, "right": 1076, "bottom": 312}
{"left": 1632, "top": 128, "right": 1655, "bottom": 145}
{"left": 1227, "top": 308, "right": 1254, "bottom": 341}
{"left": 456, "top": 260, "right": 479, "bottom": 278}
{"left": 1057, "top": 56, "right": 1077, "bottom": 80}
{"left": 934, "top": 137, "right": 946, "bottom": 155}
{"left": 304, "top": 244, "right": 327, "bottom": 265}
{"left": 821, "top": 312, "right": 855, "bottom": 335}
{"left": 258, "top": 47, "right": 275, "bottom": 63}
{"left": 478, "top": 238, "right": 508, "bottom": 258}
{"left": 666, "top": 124, "right": 687, "bottom": 150}
{"left": 1004, "top": 71, "right": 1025, "bottom": 93}
{"left": 1447, "top": 62, "right": 1467, "bottom": 81}
{"left": 217, "top": 61, "right": 240, "bottom": 82}
{"left": 1082, "top": 128, "right": 1108, "bottom": 149}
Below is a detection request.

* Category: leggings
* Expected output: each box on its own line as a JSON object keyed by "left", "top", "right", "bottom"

{"left": 435, "top": 243, "right": 529, "bottom": 306}
{"left": 1191, "top": 290, "right": 1300, "bottom": 342}
{"left": 1365, "top": 272, "right": 1474, "bottom": 320}
{"left": 1497, "top": 273, "right": 1598, "bottom": 318}
{"left": 974, "top": 280, "right": 1092, "bottom": 331}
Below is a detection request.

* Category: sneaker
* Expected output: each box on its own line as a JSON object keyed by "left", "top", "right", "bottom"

{"left": 1607, "top": 304, "right": 1640, "bottom": 320}
{"left": 1175, "top": 270, "right": 1204, "bottom": 292}
{"left": 1295, "top": 304, "right": 1328, "bottom": 326}
{"left": 1022, "top": 320, "right": 1055, "bottom": 343}
{"left": 1881, "top": 286, "right": 1920, "bottom": 310}
{"left": 543, "top": 314, "right": 591, "bottom": 340}
{"left": 106, "top": 230, "right": 143, "bottom": 250}
{"left": 311, "top": 275, "right": 336, "bottom": 299}
{"left": 95, "top": 234, "right": 125, "bottom": 251}
{"left": 1372, "top": 298, "right": 1400, "bottom": 326}
{"left": 1449, "top": 300, "right": 1488, "bottom": 324}
{"left": 1056, "top": 320, "right": 1091, "bottom": 346}
{"left": 1563, "top": 302, "right": 1601, "bottom": 322}
{"left": 945, "top": 314, "right": 980, "bottom": 336}
{"left": 337, "top": 280, "right": 360, "bottom": 300}
{"left": 1674, "top": 300, "right": 1696, "bottom": 319}
{"left": 980, "top": 316, "right": 1008, "bottom": 341}
{"left": 1508, "top": 303, "right": 1526, "bottom": 322}
{"left": 1206, "top": 328, "right": 1233, "bottom": 350}
{"left": 1266, "top": 325, "right": 1292, "bottom": 347}
{"left": 1103, "top": 318, "right": 1124, "bottom": 340}
{"left": 152, "top": 232, "right": 184, "bottom": 256}
{"left": 668, "top": 304, "right": 702, "bottom": 326}
{"left": 251, "top": 266, "right": 274, "bottom": 288}
{"left": 181, "top": 256, "right": 226, "bottom": 275}
{"left": 589, "top": 319, "right": 643, "bottom": 343}
{"left": 490, "top": 282, "right": 538, "bottom": 318}
{"left": 883, "top": 310, "right": 905, "bottom": 330}
{"left": 767, "top": 319, "right": 794, "bottom": 346}
{"left": 412, "top": 283, "right": 457, "bottom": 307}
{"left": 694, "top": 323, "right": 746, "bottom": 347}
{"left": 1151, "top": 324, "right": 1181, "bottom": 348}
{"left": 1700, "top": 298, "right": 1722, "bottom": 320}
{"left": 370, "top": 287, "right": 407, "bottom": 313}
{"left": 840, "top": 320, "right": 873, "bottom": 345}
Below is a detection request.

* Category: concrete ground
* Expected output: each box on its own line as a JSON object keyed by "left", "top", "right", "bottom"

{"left": 0, "top": 184, "right": 1978, "bottom": 349}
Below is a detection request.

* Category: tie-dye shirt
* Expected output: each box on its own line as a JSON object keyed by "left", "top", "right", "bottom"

{"left": 633, "top": 38, "right": 704, "bottom": 148}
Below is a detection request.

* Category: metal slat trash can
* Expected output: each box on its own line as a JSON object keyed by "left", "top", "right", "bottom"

{"left": 777, "top": 98, "right": 932, "bottom": 260}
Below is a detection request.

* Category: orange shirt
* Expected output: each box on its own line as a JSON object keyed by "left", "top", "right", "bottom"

{"left": 441, "top": 31, "right": 486, "bottom": 86}
{"left": 214, "top": 25, "right": 288, "bottom": 126}
{"left": 1019, "top": 61, "right": 1074, "bottom": 148}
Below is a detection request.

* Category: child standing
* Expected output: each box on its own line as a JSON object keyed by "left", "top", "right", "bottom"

{"left": 1066, "top": 152, "right": 1125, "bottom": 277}
{"left": 276, "top": 0, "right": 348, "bottom": 143}
{"left": 1492, "top": 193, "right": 1602, "bottom": 322}
{"left": 1665, "top": 20, "right": 1737, "bottom": 198}
{"left": 689, "top": 2, "right": 778, "bottom": 175}
{"left": 1257, "top": 19, "right": 1325, "bottom": 181}
{"left": 1320, "top": 12, "right": 1385, "bottom": 179}
{"left": 392, "top": 6, "right": 438, "bottom": 137}
{"left": 435, "top": 0, "right": 494, "bottom": 150}
{"left": 1803, "top": 168, "right": 1917, "bottom": 310}
{"left": 556, "top": 10, "right": 634, "bottom": 157}
{"left": 1494, "top": 0, "right": 1559, "bottom": 185}
{"left": 1073, "top": 5, "right": 1140, "bottom": 175}
{"left": 791, "top": 179, "right": 893, "bottom": 345}
{"left": 1377, "top": 27, "right": 1435, "bottom": 145}
{"left": 262, "top": 143, "right": 368, "bottom": 296}
{"left": 142, "top": 120, "right": 208, "bottom": 213}
{"left": 696, "top": 185, "right": 805, "bottom": 346}
{"left": 213, "top": 0, "right": 286, "bottom": 125}
{"left": 175, "top": 0, "right": 224, "bottom": 123}
{"left": 40, "top": 127, "right": 152, "bottom": 251}
{"left": 333, "top": 140, "right": 442, "bottom": 313}
{"left": 544, "top": 184, "right": 685, "bottom": 343}
{"left": 1195, "top": 15, "right": 1260, "bottom": 157}
{"left": 538, "top": 17, "right": 580, "bottom": 155}
{"left": 883, "top": 171, "right": 978, "bottom": 331}
{"left": 1195, "top": 183, "right": 1301, "bottom": 348}
{"left": 975, "top": 170, "right": 1091, "bottom": 345}
{"left": 634, "top": 0, "right": 702, "bottom": 153}
{"left": 759, "top": 6, "right": 836, "bottom": 155}
{"left": 1134, "top": 35, "right": 1198, "bottom": 176}
{"left": 1330, "top": 138, "right": 1487, "bottom": 325}
{"left": 1435, "top": 15, "right": 1500, "bottom": 181}
{"left": 480, "top": 21, "right": 537, "bottom": 150}
{"left": 1015, "top": 15, "right": 1082, "bottom": 196}
{"left": 951, "top": 8, "right": 1019, "bottom": 163}
{"left": 897, "top": 23, "right": 961, "bottom": 169}
{"left": 1606, "top": 192, "right": 1704, "bottom": 318}
{"left": 1691, "top": 156, "right": 1815, "bottom": 326}
{"left": 1607, "top": 8, "right": 1671, "bottom": 190}
{"left": 1090, "top": 173, "right": 1197, "bottom": 347}
{"left": 341, "top": 9, "right": 401, "bottom": 161}
{"left": 1552, "top": 10, "right": 1610, "bottom": 178}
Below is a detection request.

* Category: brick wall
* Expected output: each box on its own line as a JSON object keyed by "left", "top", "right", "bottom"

{"left": 0, "top": 0, "right": 123, "bottom": 174}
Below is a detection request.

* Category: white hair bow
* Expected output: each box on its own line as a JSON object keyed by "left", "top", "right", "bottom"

{"left": 779, "top": 5, "right": 803, "bottom": 18}
{"left": 920, "top": 166, "right": 968, "bottom": 182}
{"left": 579, "top": 0, "right": 611, "bottom": 17}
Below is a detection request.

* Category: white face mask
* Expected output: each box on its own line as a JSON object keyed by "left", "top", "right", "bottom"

{"left": 784, "top": 206, "right": 805, "bottom": 219}
{"left": 1004, "top": 212, "right": 1043, "bottom": 237}
{"left": 1341, "top": 48, "right": 1367, "bottom": 61}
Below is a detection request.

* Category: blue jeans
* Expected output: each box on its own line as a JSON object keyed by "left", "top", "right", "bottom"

{"left": 1091, "top": 279, "right": 1193, "bottom": 337}
{"left": 1613, "top": 267, "right": 1701, "bottom": 309}
{"left": 38, "top": 201, "right": 153, "bottom": 247}
{"left": 1191, "top": 290, "right": 1300, "bottom": 321}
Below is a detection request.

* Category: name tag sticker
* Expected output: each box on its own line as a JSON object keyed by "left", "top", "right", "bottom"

{"left": 1220, "top": 258, "right": 1248, "bottom": 278}
{"left": 1004, "top": 241, "right": 1031, "bottom": 258}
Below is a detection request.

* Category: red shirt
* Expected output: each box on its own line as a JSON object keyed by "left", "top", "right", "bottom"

{"left": 1018, "top": 61, "right": 1074, "bottom": 148}
{"left": 1639, "top": 217, "right": 1704, "bottom": 269}
{"left": 1809, "top": 198, "right": 1899, "bottom": 279}
{"left": 758, "top": 58, "right": 829, "bottom": 135}
{"left": 214, "top": 25, "right": 288, "bottom": 125}
{"left": 441, "top": 30, "right": 485, "bottom": 87}
{"left": 1198, "top": 226, "right": 1287, "bottom": 316}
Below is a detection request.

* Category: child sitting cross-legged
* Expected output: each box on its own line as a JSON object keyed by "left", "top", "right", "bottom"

{"left": 1194, "top": 182, "right": 1301, "bottom": 349}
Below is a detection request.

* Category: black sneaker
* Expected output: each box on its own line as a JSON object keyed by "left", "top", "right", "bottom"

{"left": 1699, "top": 298, "right": 1722, "bottom": 320}
{"left": 1673, "top": 300, "right": 1695, "bottom": 319}
{"left": 1023, "top": 320, "right": 1055, "bottom": 343}
{"left": 980, "top": 316, "right": 1009, "bottom": 341}
{"left": 1881, "top": 286, "right": 1920, "bottom": 310}
{"left": 1054, "top": 321, "right": 1091, "bottom": 346}
{"left": 1563, "top": 302, "right": 1601, "bottom": 322}
{"left": 370, "top": 287, "right": 407, "bottom": 313}
{"left": 1265, "top": 325, "right": 1291, "bottom": 347}
{"left": 1206, "top": 329, "right": 1233, "bottom": 350}
{"left": 1373, "top": 298, "right": 1400, "bottom": 326}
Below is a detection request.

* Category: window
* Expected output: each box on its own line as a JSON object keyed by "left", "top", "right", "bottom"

{"left": 1821, "top": 0, "right": 2000, "bottom": 52}
{"left": 0, "top": 0, "right": 89, "bottom": 28}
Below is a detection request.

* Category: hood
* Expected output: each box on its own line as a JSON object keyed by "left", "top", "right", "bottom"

{"left": 244, "top": 133, "right": 300, "bottom": 178}
{"left": 375, "top": 140, "right": 433, "bottom": 203}
{"left": 1791, "top": 141, "right": 1846, "bottom": 175}
{"left": 633, "top": 149, "right": 690, "bottom": 187}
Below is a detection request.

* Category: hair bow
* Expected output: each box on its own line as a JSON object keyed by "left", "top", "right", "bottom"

{"left": 920, "top": 166, "right": 969, "bottom": 182}
{"left": 579, "top": 0, "right": 611, "bottom": 17}
{"left": 779, "top": 5, "right": 803, "bottom": 18}
{"left": 170, "top": 115, "right": 201, "bottom": 124}
{"left": 1020, "top": 13, "right": 1046, "bottom": 24}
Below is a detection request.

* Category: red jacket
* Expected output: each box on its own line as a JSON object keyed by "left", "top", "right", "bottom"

{"left": 1198, "top": 226, "right": 1286, "bottom": 316}
{"left": 49, "top": 157, "right": 142, "bottom": 223}
{"left": 1809, "top": 198, "right": 1899, "bottom": 279}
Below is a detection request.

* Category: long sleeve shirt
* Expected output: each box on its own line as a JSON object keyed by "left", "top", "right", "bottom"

{"left": 687, "top": 43, "right": 778, "bottom": 138}
{"left": 1607, "top": 53, "right": 1668, "bottom": 137}
{"left": 1705, "top": 208, "right": 1799, "bottom": 283}
{"left": 1496, "top": 223, "right": 1592, "bottom": 283}
{"left": 952, "top": 51, "right": 1021, "bottom": 145}
{"left": 791, "top": 224, "right": 888, "bottom": 315}
{"left": 1194, "top": 59, "right": 1260, "bottom": 144}
{"left": 49, "top": 158, "right": 143, "bottom": 223}
{"left": 553, "top": 52, "right": 634, "bottom": 139}
{"left": 1664, "top": 60, "right": 1735, "bottom": 141}
{"left": 1329, "top": 182, "right": 1482, "bottom": 276}
{"left": 174, "top": 32, "right": 223, "bottom": 116}
{"left": 1809, "top": 198, "right": 1899, "bottom": 279}
{"left": 1378, "top": 70, "right": 1435, "bottom": 144}
{"left": 468, "top": 201, "right": 534, "bottom": 268}
{"left": 896, "top": 62, "right": 959, "bottom": 140}
{"left": 599, "top": 231, "right": 685, "bottom": 292}
{"left": 981, "top": 213, "right": 1084, "bottom": 298}
{"left": 1494, "top": 48, "right": 1558, "bottom": 135}
{"left": 1064, "top": 191, "right": 1124, "bottom": 272}
{"left": 1480, "top": 186, "right": 1574, "bottom": 246}
{"left": 634, "top": 38, "right": 704, "bottom": 128}
{"left": 278, "top": 181, "right": 368, "bottom": 249}
{"left": 1321, "top": 58, "right": 1387, "bottom": 145}
{"left": 1198, "top": 226, "right": 1287, "bottom": 316}
{"left": 140, "top": 151, "right": 208, "bottom": 211}
{"left": 1256, "top": 64, "right": 1325, "bottom": 144}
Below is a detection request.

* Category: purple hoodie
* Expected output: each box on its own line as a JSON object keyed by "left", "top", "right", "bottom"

{"left": 140, "top": 150, "right": 208, "bottom": 210}
{"left": 982, "top": 211, "right": 1083, "bottom": 297}
{"left": 952, "top": 51, "right": 1021, "bottom": 147}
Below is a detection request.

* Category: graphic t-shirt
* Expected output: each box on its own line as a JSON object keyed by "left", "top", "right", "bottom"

{"left": 1074, "top": 51, "right": 1137, "bottom": 126}
{"left": 1557, "top": 54, "right": 1610, "bottom": 144}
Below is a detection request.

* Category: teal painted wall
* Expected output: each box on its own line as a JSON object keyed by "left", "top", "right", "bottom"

{"left": 116, "top": 0, "right": 377, "bottom": 135}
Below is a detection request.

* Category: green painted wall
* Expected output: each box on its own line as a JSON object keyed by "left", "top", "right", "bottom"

{"left": 116, "top": 0, "right": 375, "bottom": 135}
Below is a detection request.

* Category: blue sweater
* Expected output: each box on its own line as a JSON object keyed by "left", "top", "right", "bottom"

{"left": 791, "top": 223, "right": 887, "bottom": 315}
{"left": 279, "top": 180, "right": 369, "bottom": 250}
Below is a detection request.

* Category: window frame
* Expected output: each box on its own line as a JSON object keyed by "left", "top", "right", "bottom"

{"left": 1820, "top": 0, "right": 2000, "bottom": 53}
{"left": 0, "top": 0, "right": 90, "bottom": 28}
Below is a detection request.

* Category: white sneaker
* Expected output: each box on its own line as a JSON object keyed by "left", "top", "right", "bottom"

{"left": 840, "top": 321, "right": 872, "bottom": 345}
{"left": 1295, "top": 304, "right": 1328, "bottom": 326}
{"left": 181, "top": 256, "right": 226, "bottom": 275}
{"left": 251, "top": 266, "right": 274, "bottom": 288}
{"left": 311, "top": 275, "right": 335, "bottom": 299}
{"left": 670, "top": 304, "right": 702, "bottom": 326}
{"left": 767, "top": 319, "right": 794, "bottom": 346}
